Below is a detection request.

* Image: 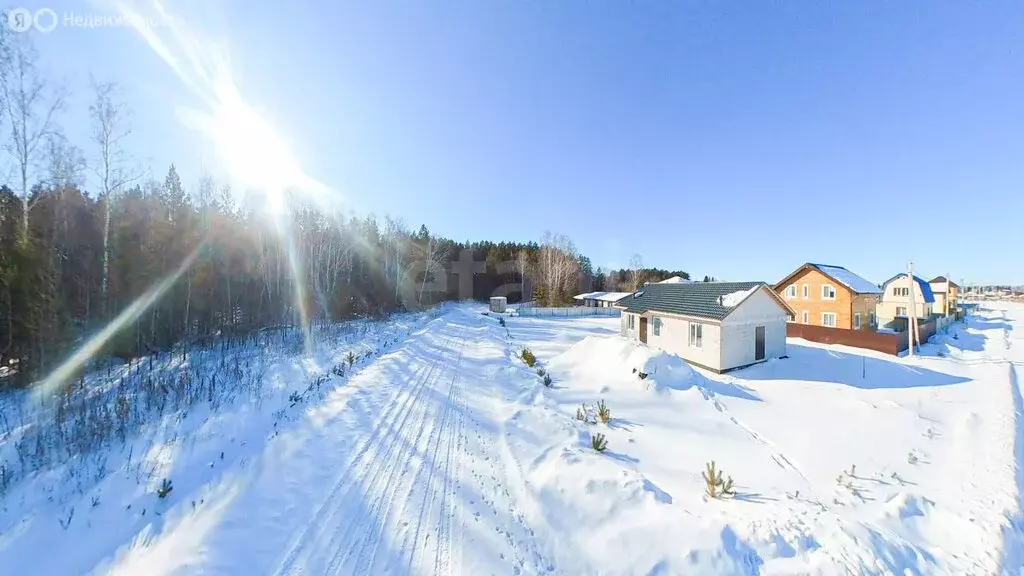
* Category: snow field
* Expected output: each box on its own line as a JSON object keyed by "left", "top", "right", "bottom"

{"left": 1, "top": 302, "right": 1023, "bottom": 575}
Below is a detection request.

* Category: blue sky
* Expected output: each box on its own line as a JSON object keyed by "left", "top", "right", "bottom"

{"left": 19, "top": 0, "right": 1024, "bottom": 285}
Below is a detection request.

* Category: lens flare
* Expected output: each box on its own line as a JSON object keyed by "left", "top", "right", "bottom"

{"left": 34, "top": 238, "right": 208, "bottom": 403}
{"left": 110, "top": 0, "right": 340, "bottom": 354}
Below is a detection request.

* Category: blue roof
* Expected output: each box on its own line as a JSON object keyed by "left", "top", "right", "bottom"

{"left": 881, "top": 273, "right": 936, "bottom": 303}
{"left": 809, "top": 263, "right": 882, "bottom": 294}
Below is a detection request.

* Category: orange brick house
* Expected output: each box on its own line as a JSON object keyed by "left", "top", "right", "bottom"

{"left": 773, "top": 263, "right": 881, "bottom": 330}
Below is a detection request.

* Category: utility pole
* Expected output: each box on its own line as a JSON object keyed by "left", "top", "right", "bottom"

{"left": 907, "top": 261, "right": 917, "bottom": 357}
{"left": 946, "top": 272, "right": 951, "bottom": 318}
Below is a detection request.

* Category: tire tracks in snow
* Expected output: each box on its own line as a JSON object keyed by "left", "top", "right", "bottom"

{"left": 329, "top": 325, "right": 468, "bottom": 574}
{"left": 272, "top": 327, "right": 463, "bottom": 576}
{"left": 362, "top": 327, "right": 468, "bottom": 575}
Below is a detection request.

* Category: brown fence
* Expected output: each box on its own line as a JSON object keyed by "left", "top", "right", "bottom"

{"left": 786, "top": 317, "right": 937, "bottom": 354}
{"left": 787, "top": 324, "right": 904, "bottom": 355}
{"left": 786, "top": 320, "right": 939, "bottom": 356}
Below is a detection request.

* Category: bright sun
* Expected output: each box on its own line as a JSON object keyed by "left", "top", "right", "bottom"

{"left": 205, "top": 85, "right": 311, "bottom": 214}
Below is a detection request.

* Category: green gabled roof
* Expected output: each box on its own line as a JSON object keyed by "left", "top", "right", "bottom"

{"left": 615, "top": 281, "right": 766, "bottom": 321}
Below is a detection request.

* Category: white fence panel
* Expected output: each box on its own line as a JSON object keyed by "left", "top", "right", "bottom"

{"left": 515, "top": 306, "right": 620, "bottom": 318}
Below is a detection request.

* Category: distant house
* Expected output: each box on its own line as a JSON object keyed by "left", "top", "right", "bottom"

{"left": 877, "top": 273, "right": 936, "bottom": 326}
{"left": 573, "top": 291, "right": 631, "bottom": 308}
{"left": 657, "top": 276, "right": 693, "bottom": 284}
{"left": 614, "top": 282, "right": 794, "bottom": 373}
{"left": 928, "top": 276, "right": 960, "bottom": 316}
{"left": 773, "top": 263, "right": 881, "bottom": 330}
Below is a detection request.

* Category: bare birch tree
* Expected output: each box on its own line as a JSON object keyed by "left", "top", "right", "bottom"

{"left": 89, "top": 79, "right": 136, "bottom": 313}
{"left": 627, "top": 253, "right": 645, "bottom": 290}
{"left": 537, "top": 232, "right": 580, "bottom": 306}
{"left": 417, "top": 236, "right": 449, "bottom": 306}
{"left": 2, "top": 36, "right": 65, "bottom": 242}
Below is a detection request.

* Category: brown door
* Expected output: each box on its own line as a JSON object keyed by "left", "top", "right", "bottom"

{"left": 755, "top": 326, "right": 766, "bottom": 361}
{"left": 639, "top": 317, "right": 648, "bottom": 343}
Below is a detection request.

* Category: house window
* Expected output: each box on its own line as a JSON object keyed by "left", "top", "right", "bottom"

{"left": 896, "top": 306, "right": 907, "bottom": 316}
{"left": 785, "top": 285, "right": 797, "bottom": 299}
{"left": 628, "top": 314, "right": 635, "bottom": 330}
{"left": 653, "top": 317, "right": 661, "bottom": 336}
{"left": 870, "top": 312, "right": 876, "bottom": 326}
{"left": 822, "top": 312, "right": 837, "bottom": 327}
{"left": 854, "top": 313, "right": 861, "bottom": 330}
{"left": 802, "top": 284, "right": 809, "bottom": 299}
{"left": 821, "top": 285, "right": 836, "bottom": 300}
{"left": 689, "top": 323, "right": 703, "bottom": 348}
{"left": 802, "top": 311, "right": 809, "bottom": 324}
{"left": 893, "top": 287, "right": 909, "bottom": 297}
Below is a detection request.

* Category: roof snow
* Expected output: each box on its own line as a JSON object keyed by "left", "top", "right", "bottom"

{"left": 810, "top": 264, "right": 881, "bottom": 294}
{"left": 718, "top": 286, "right": 758, "bottom": 307}
{"left": 572, "top": 291, "right": 632, "bottom": 303}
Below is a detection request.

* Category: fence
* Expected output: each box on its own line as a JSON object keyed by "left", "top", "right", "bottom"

{"left": 786, "top": 320, "right": 937, "bottom": 355}
{"left": 787, "top": 323, "right": 906, "bottom": 355}
{"left": 514, "top": 306, "right": 621, "bottom": 318}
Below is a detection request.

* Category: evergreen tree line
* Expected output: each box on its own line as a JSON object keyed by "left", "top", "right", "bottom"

{"left": 0, "top": 169, "right": 615, "bottom": 387}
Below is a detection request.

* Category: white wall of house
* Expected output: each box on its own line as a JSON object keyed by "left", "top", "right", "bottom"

{"left": 930, "top": 291, "right": 947, "bottom": 316}
{"left": 645, "top": 313, "right": 723, "bottom": 371}
{"left": 720, "top": 288, "right": 788, "bottom": 370}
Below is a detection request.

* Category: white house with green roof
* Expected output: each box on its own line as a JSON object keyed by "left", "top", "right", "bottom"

{"left": 614, "top": 281, "right": 795, "bottom": 373}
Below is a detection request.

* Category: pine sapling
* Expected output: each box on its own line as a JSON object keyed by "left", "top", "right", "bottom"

{"left": 521, "top": 348, "right": 536, "bottom": 367}
{"left": 596, "top": 399, "right": 611, "bottom": 425}
{"left": 157, "top": 478, "right": 173, "bottom": 499}
{"left": 542, "top": 374, "right": 553, "bottom": 387}
{"left": 703, "top": 461, "right": 736, "bottom": 499}
{"left": 591, "top": 432, "right": 608, "bottom": 452}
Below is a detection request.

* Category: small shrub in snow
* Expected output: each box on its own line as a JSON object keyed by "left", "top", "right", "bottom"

{"left": 499, "top": 317, "right": 506, "bottom": 327}
{"left": 157, "top": 478, "right": 173, "bottom": 499}
{"left": 536, "top": 367, "right": 546, "bottom": 377}
{"left": 542, "top": 374, "right": 553, "bottom": 387}
{"left": 58, "top": 507, "right": 74, "bottom": 530}
{"left": 596, "top": 399, "right": 611, "bottom": 425}
{"left": 703, "top": 461, "right": 735, "bottom": 499}
{"left": 332, "top": 364, "right": 345, "bottom": 377}
{"left": 907, "top": 451, "right": 919, "bottom": 465}
{"left": 289, "top": 391, "right": 303, "bottom": 406}
{"left": 521, "top": 348, "right": 537, "bottom": 367}
{"left": 346, "top": 350, "right": 357, "bottom": 367}
{"left": 591, "top": 433, "right": 608, "bottom": 452}
{"left": 637, "top": 371, "right": 649, "bottom": 380}
{"left": 576, "top": 403, "right": 595, "bottom": 424}
{"left": 576, "top": 403, "right": 589, "bottom": 421}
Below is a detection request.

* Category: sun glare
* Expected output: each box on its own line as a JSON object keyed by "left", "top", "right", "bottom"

{"left": 205, "top": 86, "right": 305, "bottom": 214}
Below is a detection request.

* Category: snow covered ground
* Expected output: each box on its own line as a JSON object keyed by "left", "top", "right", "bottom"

{"left": 2, "top": 303, "right": 1023, "bottom": 575}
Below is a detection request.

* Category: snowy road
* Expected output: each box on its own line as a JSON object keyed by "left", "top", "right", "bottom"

{"left": 110, "top": 308, "right": 562, "bottom": 575}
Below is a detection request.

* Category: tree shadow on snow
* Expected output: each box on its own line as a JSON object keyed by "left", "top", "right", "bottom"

{"left": 604, "top": 450, "right": 640, "bottom": 465}
{"left": 731, "top": 491, "right": 777, "bottom": 504}
{"left": 607, "top": 418, "right": 644, "bottom": 432}
{"left": 734, "top": 344, "right": 971, "bottom": 390}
